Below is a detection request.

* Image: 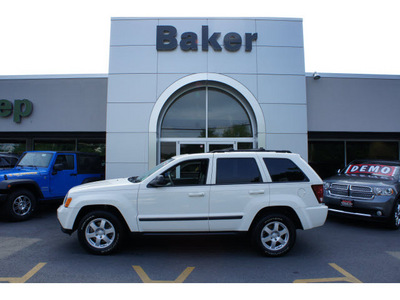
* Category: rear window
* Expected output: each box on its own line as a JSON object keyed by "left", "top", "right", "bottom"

{"left": 263, "top": 158, "right": 309, "bottom": 182}
{"left": 216, "top": 158, "right": 262, "bottom": 184}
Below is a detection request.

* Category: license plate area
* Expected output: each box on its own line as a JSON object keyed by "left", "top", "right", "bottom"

{"left": 341, "top": 199, "right": 354, "bottom": 207}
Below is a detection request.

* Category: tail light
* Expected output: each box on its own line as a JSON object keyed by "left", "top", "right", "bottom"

{"left": 311, "top": 184, "right": 324, "bottom": 203}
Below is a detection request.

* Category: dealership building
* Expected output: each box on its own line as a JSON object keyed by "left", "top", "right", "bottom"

{"left": 1, "top": 17, "right": 400, "bottom": 179}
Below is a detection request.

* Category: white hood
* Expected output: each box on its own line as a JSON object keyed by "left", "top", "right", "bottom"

{"left": 69, "top": 177, "right": 138, "bottom": 194}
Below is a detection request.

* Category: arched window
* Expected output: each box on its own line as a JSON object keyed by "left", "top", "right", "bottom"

{"left": 158, "top": 81, "right": 256, "bottom": 162}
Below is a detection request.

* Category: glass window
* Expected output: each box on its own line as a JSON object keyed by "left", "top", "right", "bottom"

{"left": 161, "top": 87, "right": 206, "bottom": 138}
{"left": 180, "top": 144, "right": 205, "bottom": 155}
{"left": 0, "top": 156, "right": 17, "bottom": 168}
{"left": 263, "top": 158, "right": 309, "bottom": 182}
{"left": 346, "top": 141, "right": 399, "bottom": 163}
{"left": 308, "top": 141, "right": 345, "bottom": 179}
{"left": 18, "top": 152, "right": 53, "bottom": 168}
{"left": 34, "top": 140, "right": 75, "bottom": 151}
{"left": 161, "top": 82, "right": 254, "bottom": 139}
{"left": 208, "top": 88, "right": 252, "bottom": 137}
{"left": 0, "top": 141, "right": 26, "bottom": 155}
{"left": 77, "top": 154, "right": 103, "bottom": 174}
{"left": 77, "top": 141, "right": 105, "bottom": 156}
{"left": 216, "top": 158, "right": 262, "bottom": 184}
{"left": 163, "top": 159, "right": 209, "bottom": 186}
{"left": 160, "top": 142, "right": 176, "bottom": 162}
{"left": 55, "top": 154, "right": 75, "bottom": 170}
{"left": 209, "top": 144, "right": 234, "bottom": 152}
{"left": 238, "top": 142, "right": 254, "bottom": 150}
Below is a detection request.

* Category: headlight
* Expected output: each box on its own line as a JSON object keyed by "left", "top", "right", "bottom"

{"left": 374, "top": 187, "right": 394, "bottom": 196}
{"left": 323, "top": 182, "right": 331, "bottom": 190}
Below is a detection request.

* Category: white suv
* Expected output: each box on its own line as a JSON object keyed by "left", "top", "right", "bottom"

{"left": 57, "top": 149, "right": 327, "bottom": 257}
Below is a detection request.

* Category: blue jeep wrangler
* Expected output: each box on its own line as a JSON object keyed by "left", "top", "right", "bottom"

{"left": 0, "top": 151, "right": 104, "bottom": 221}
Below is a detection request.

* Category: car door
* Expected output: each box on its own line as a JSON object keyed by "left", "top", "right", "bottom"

{"left": 209, "top": 154, "right": 269, "bottom": 231}
{"left": 137, "top": 158, "right": 211, "bottom": 232}
{"left": 50, "top": 154, "right": 78, "bottom": 198}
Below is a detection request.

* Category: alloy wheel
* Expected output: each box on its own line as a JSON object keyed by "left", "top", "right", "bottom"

{"left": 12, "top": 195, "right": 32, "bottom": 217}
{"left": 85, "top": 218, "right": 116, "bottom": 249}
{"left": 260, "top": 221, "right": 290, "bottom": 251}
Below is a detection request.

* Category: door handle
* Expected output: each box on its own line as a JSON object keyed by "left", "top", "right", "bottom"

{"left": 249, "top": 190, "right": 265, "bottom": 195}
{"left": 70, "top": 173, "right": 77, "bottom": 176}
{"left": 188, "top": 192, "right": 205, "bottom": 197}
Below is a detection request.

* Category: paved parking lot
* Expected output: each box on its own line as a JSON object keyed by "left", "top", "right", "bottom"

{"left": 0, "top": 203, "right": 400, "bottom": 283}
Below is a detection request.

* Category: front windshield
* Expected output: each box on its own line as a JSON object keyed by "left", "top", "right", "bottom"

{"left": 17, "top": 152, "right": 53, "bottom": 168}
{"left": 130, "top": 158, "right": 174, "bottom": 183}
{"left": 343, "top": 163, "right": 400, "bottom": 181}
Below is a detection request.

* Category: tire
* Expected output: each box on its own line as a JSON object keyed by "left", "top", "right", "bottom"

{"left": 252, "top": 214, "right": 296, "bottom": 257}
{"left": 78, "top": 210, "right": 123, "bottom": 255}
{"left": 6, "top": 189, "right": 37, "bottom": 221}
{"left": 387, "top": 199, "right": 400, "bottom": 230}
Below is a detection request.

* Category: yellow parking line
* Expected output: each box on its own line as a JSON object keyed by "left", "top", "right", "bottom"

{"left": 132, "top": 265, "right": 195, "bottom": 283}
{"left": 0, "top": 262, "right": 46, "bottom": 283}
{"left": 294, "top": 263, "right": 362, "bottom": 283}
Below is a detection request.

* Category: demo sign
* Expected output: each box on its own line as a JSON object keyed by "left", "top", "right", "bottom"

{"left": 346, "top": 164, "right": 396, "bottom": 177}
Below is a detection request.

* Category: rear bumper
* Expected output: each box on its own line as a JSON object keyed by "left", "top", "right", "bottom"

{"left": 298, "top": 205, "right": 328, "bottom": 230}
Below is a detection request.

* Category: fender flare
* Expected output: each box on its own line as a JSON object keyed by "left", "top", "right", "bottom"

{"left": 0, "top": 179, "right": 44, "bottom": 198}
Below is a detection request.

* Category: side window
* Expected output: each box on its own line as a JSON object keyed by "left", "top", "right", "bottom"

{"left": 263, "top": 158, "right": 309, "bottom": 182}
{"left": 55, "top": 154, "right": 75, "bottom": 170}
{"left": 162, "top": 159, "right": 209, "bottom": 186}
{"left": 78, "top": 154, "right": 103, "bottom": 173}
{"left": 216, "top": 158, "right": 262, "bottom": 185}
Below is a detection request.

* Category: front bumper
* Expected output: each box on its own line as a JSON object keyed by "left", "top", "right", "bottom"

{"left": 57, "top": 204, "right": 80, "bottom": 234}
{"left": 323, "top": 194, "right": 394, "bottom": 220}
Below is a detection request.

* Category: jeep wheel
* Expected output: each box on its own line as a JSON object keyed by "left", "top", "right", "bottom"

{"left": 388, "top": 199, "right": 400, "bottom": 230}
{"left": 78, "top": 211, "right": 123, "bottom": 255}
{"left": 6, "top": 189, "right": 37, "bottom": 221}
{"left": 252, "top": 214, "right": 296, "bottom": 257}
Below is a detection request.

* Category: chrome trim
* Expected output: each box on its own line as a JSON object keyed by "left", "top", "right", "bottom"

{"left": 328, "top": 208, "right": 372, "bottom": 218}
{"left": 327, "top": 184, "right": 375, "bottom": 200}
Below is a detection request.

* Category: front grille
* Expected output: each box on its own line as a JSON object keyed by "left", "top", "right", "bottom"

{"left": 330, "top": 189, "right": 348, "bottom": 197}
{"left": 350, "top": 185, "right": 374, "bottom": 199}
{"left": 331, "top": 183, "right": 348, "bottom": 190}
{"left": 328, "top": 184, "right": 374, "bottom": 200}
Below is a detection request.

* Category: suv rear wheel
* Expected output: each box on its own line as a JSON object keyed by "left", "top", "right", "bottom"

{"left": 252, "top": 214, "right": 296, "bottom": 257}
{"left": 78, "top": 210, "right": 123, "bottom": 255}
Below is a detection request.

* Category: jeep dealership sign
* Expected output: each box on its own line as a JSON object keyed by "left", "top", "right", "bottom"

{"left": 0, "top": 99, "right": 33, "bottom": 123}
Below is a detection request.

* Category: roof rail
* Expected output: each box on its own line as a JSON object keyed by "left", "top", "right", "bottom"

{"left": 209, "top": 147, "right": 292, "bottom": 153}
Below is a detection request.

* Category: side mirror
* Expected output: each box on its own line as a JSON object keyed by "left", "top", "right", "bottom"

{"left": 52, "top": 163, "right": 63, "bottom": 175}
{"left": 148, "top": 175, "right": 166, "bottom": 187}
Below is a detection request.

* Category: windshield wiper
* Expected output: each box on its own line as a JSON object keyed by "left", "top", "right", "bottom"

{"left": 18, "top": 165, "right": 38, "bottom": 169}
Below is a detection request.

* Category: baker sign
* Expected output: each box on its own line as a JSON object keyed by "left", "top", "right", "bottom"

{"left": 346, "top": 164, "right": 396, "bottom": 176}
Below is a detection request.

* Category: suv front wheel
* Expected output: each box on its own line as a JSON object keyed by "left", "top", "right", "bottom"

{"left": 252, "top": 214, "right": 296, "bottom": 257}
{"left": 6, "top": 189, "right": 37, "bottom": 221}
{"left": 78, "top": 211, "right": 123, "bottom": 255}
